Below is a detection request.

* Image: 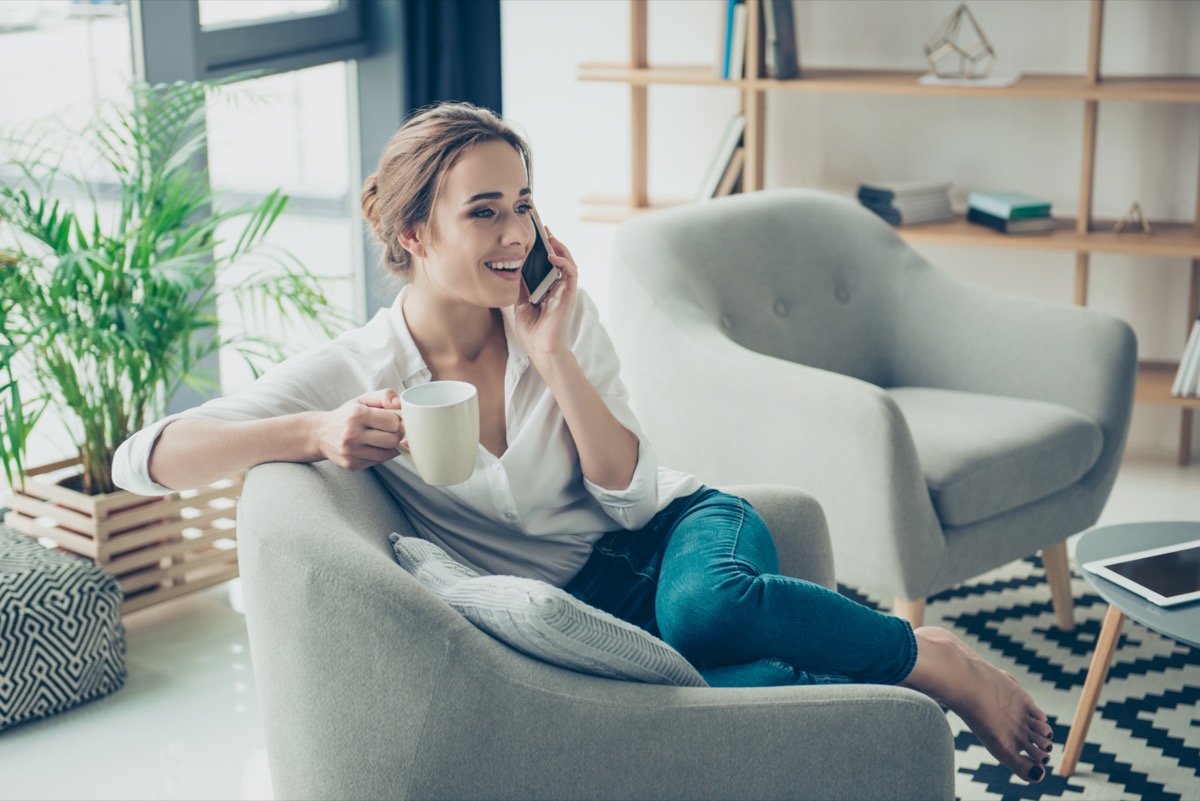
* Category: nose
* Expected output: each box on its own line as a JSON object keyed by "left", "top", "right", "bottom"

{"left": 502, "top": 211, "right": 532, "bottom": 249}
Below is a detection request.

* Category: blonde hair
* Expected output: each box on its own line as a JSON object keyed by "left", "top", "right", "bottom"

{"left": 361, "top": 102, "right": 533, "bottom": 275}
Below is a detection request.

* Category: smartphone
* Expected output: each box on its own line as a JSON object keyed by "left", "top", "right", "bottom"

{"left": 522, "top": 207, "right": 559, "bottom": 305}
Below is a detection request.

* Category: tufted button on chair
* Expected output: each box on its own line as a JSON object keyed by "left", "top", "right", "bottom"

{"left": 608, "top": 189, "right": 1137, "bottom": 628}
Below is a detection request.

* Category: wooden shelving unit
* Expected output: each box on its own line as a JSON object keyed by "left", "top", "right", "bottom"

{"left": 581, "top": 0, "right": 1200, "bottom": 464}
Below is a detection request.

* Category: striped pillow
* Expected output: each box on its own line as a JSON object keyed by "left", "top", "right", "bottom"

{"left": 389, "top": 534, "right": 706, "bottom": 688}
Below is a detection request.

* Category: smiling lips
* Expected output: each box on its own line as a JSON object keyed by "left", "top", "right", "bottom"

{"left": 486, "top": 258, "right": 524, "bottom": 281}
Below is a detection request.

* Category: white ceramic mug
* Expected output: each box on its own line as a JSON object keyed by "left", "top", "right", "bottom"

{"left": 395, "top": 381, "right": 480, "bottom": 486}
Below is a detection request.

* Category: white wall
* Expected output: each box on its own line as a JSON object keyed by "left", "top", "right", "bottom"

{"left": 500, "top": 0, "right": 1200, "bottom": 455}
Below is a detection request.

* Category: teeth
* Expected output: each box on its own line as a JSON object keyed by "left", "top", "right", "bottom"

{"left": 486, "top": 260, "right": 522, "bottom": 271}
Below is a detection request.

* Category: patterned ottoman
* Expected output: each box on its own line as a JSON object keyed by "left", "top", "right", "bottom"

{"left": 0, "top": 525, "right": 126, "bottom": 732}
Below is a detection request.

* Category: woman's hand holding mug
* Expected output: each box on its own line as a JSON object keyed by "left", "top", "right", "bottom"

{"left": 312, "top": 389, "right": 406, "bottom": 471}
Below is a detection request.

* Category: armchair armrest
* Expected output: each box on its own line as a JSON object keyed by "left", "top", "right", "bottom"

{"left": 887, "top": 265, "right": 1137, "bottom": 498}
{"left": 618, "top": 300, "right": 946, "bottom": 599}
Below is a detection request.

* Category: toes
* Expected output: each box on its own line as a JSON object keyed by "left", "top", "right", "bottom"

{"left": 1028, "top": 715, "right": 1053, "bottom": 739}
{"left": 1028, "top": 725, "right": 1054, "bottom": 752}
{"left": 1003, "top": 752, "right": 1045, "bottom": 784}
{"left": 1025, "top": 739, "right": 1052, "bottom": 767}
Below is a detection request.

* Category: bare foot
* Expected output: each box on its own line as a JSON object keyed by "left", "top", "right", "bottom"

{"left": 901, "top": 627, "right": 1053, "bottom": 783}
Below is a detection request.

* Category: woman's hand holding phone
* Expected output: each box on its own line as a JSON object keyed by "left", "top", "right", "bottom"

{"left": 514, "top": 219, "right": 578, "bottom": 359}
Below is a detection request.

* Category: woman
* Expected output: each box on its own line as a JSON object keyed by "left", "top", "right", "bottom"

{"left": 113, "top": 101, "right": 1052, "bottom": 783}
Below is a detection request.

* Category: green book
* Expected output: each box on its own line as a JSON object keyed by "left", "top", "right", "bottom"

{"left": 968, "top": 191, "right": 1052, "bottom": 219}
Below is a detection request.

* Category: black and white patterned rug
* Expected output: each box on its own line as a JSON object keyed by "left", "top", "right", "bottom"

{"left": 840, "top": 554, "right": 1200, "bottom": 801}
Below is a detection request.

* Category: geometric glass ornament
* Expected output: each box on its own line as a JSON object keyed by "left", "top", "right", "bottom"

{"left": 1113, "top": 201, "right": 1153, "bottom": 235}
{"left": 924, "top": 3, "right": 995, "bottom": 79}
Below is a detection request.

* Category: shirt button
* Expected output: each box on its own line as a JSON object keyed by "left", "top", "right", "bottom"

{"left": 492, "top": 462, "right": 501, "bottom": 470}
{"left": 504, "top": 512, "right": 516, "bottom": 521}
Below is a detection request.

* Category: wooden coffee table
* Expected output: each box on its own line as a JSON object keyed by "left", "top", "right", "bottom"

{"left": 1061, "top": 521, "right": 1200, "bottom": 776}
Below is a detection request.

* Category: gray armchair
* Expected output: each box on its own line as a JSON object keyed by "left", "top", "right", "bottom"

{"left": 237, "top": 461, "right": 954, "bottom": 801}
{"left": 609, "top": 189, "right": 1136, "bottom": 628}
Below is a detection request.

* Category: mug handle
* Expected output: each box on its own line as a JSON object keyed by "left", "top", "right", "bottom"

{"left": 391, "top": 408, "right": 411, "bottom": 456}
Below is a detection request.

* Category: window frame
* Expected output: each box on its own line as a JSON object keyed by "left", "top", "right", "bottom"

{"left": 134, "top": 0, "right": 368, "bottom": 83}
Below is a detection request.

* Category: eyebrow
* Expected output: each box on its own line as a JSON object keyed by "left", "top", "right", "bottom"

{"left": 464, "top": 188, "right": 531, "bottom": 204}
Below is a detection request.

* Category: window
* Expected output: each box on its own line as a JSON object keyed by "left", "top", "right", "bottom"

{"left": 206, "top": 62, "right": 361, "bottom": 394}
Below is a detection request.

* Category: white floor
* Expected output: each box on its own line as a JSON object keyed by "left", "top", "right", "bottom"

{"left": 2, "top": 450, "right": 1198, "bottom": 801}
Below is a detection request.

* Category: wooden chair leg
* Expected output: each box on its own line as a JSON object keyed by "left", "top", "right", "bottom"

{"left": 1042, "top": 541, "right": 1076, "bottom": 631}
{"left": 893, "top": 597, "right": 926, "bottom": 629}
{"left": 1061, "top": 605, "right": 1125, "bottom": 776}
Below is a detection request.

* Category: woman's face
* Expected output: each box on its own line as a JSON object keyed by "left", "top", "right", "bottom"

{"left": 413, "top": 138, "right": 534, "bottom": 308}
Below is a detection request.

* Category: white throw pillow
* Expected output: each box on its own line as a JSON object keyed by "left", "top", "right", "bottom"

{"left": 389, "top": 534, "right": 707, "bottom": 688}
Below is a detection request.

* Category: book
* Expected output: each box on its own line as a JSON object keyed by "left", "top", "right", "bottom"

{"left": 968, "top": 191, "right": 1052, "bottom": 219}
{"left": 763, "top": 0, "right": 800, "bottom": 80}
{"left": 967, "top": 207, "right": 1056, "bottom": 234}
{"left": 1172, "top": 318, "right": 1200, "bottom": 397}
{"left": 728, "top": 1, "right": 748, "bottom": 80}
{"left": 861, "top": 198, "right": 953, "bottom": 226}
{"left": 713, "top": 146, "right": 745, "bottom": 197}
{"left": 721, "top": 0, "right": 737, "bottom": 78}
{"left": 857, "top": 179, "right": 953, "bottom": 203}
{"left": 697, "top": 114, "right": 746, "bottom": 200}
{"left": 858, "top": 190, "right": 953, "bottom": 217}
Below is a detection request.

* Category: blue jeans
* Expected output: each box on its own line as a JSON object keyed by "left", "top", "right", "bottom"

{"left": 564, "top": 488, "right": 917, "bottom": 688}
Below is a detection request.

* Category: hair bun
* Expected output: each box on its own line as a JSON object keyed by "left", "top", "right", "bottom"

{"left": 361, "top": 174, "right": 382, "bottom": 229}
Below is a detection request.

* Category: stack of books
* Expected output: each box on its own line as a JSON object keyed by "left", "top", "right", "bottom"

{"left": 967, "top": 191, "right": 1055, "bottom": 234}
{"left": 1171, "top": 316, "right": 1200, "bottom": 398}
{"left": 857, "top": 179, "right": 953, "bottom": 226}
{"left": 719, "top": 0, "right": 800, "bottom": 80}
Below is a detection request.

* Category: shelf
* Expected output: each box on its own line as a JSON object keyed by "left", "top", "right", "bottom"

{"left": 898, "top": 216, "right": 1200, "bottom": 259}
{"left": 579, "top": 194, "right": 690, "bottom": 223}
{"left": 579, "top": 63, "right": 733, "bottom": 87}
{"left": 581, "top": 200, "right": 1200, "bottom": 258}
{"left": 1137, "top": 360, "right": 1200, "bottom": 409}
{"left": 578, "top": 64, "right": 1200, "bottom": 103}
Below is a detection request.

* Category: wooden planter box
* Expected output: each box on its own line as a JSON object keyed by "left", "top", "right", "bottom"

{"left": 3, "top": 456, "right": 243, "bottom": 614}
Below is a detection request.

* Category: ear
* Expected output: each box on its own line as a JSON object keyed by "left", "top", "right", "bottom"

{"left": 398, "top": 226, "right": 426, "bottom": 259}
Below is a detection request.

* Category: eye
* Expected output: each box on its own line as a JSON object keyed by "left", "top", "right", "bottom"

{"left": 470, "top": 207, "right": 495, "bottom": 219}
{"left": 516, "top": 202, "right": 533, "bottom": 214}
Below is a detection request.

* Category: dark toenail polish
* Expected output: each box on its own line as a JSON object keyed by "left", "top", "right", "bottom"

{"left": 1029, "top": 767, "right": 1043, "bottom": 781}
{"left": 1042, "top": 756, "right": 1050, "bottom": 765}
{"left": 1047, "top": 744, "right": 1053, "bottom": 752}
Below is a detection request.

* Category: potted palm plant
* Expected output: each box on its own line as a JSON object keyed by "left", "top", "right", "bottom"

{"left": 0, "top": 78, "right": 347, "bottom": 612}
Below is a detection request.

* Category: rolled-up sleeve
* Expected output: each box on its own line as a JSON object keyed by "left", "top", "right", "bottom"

{"left": 571, "top": 294, "right": 661, "bottom": 530}
{"left": 111, "top": 318, "right": 398, "bottom": 496}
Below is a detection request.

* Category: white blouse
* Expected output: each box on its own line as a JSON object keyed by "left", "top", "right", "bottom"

{"left": 112, "top": 287, "right": 699, "bottom": 586}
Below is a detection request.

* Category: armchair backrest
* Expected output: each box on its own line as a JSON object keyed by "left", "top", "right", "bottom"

{"left": 614, "top": 189, "right": 923, "bottom": 386}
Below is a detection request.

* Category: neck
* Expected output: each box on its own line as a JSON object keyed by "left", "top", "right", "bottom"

{"left": 401, "top": 282, "right": 504, "bottom": 365}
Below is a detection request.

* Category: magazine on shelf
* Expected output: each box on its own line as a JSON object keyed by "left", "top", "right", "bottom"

{"left": 967, "top": 207, "right": 1056, "bottom": 234}
{"left": 697, "top": 114, "right": 746, "bottom": 201}
{"left": 1173, "top": 317, "right": 1200, "bottom": 397}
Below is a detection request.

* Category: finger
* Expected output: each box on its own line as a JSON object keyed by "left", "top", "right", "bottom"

{"left": 364, "top": 407, "right": 404, "bottom": 433}
{"left": 351, "top": 443, "right": 404, "bottom": 463}
{"left": 360, "top": 427, "right": 403, "bottom": 450}
{"left": 358, "top": 388, "right": 402, "bottom": 409}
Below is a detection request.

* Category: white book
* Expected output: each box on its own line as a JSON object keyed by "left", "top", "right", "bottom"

{"left": 696, "top": 114, "right": 746, "bottom": 201}
{"left": 1172, "top": 319, "right": 1200, "bottom": 397}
